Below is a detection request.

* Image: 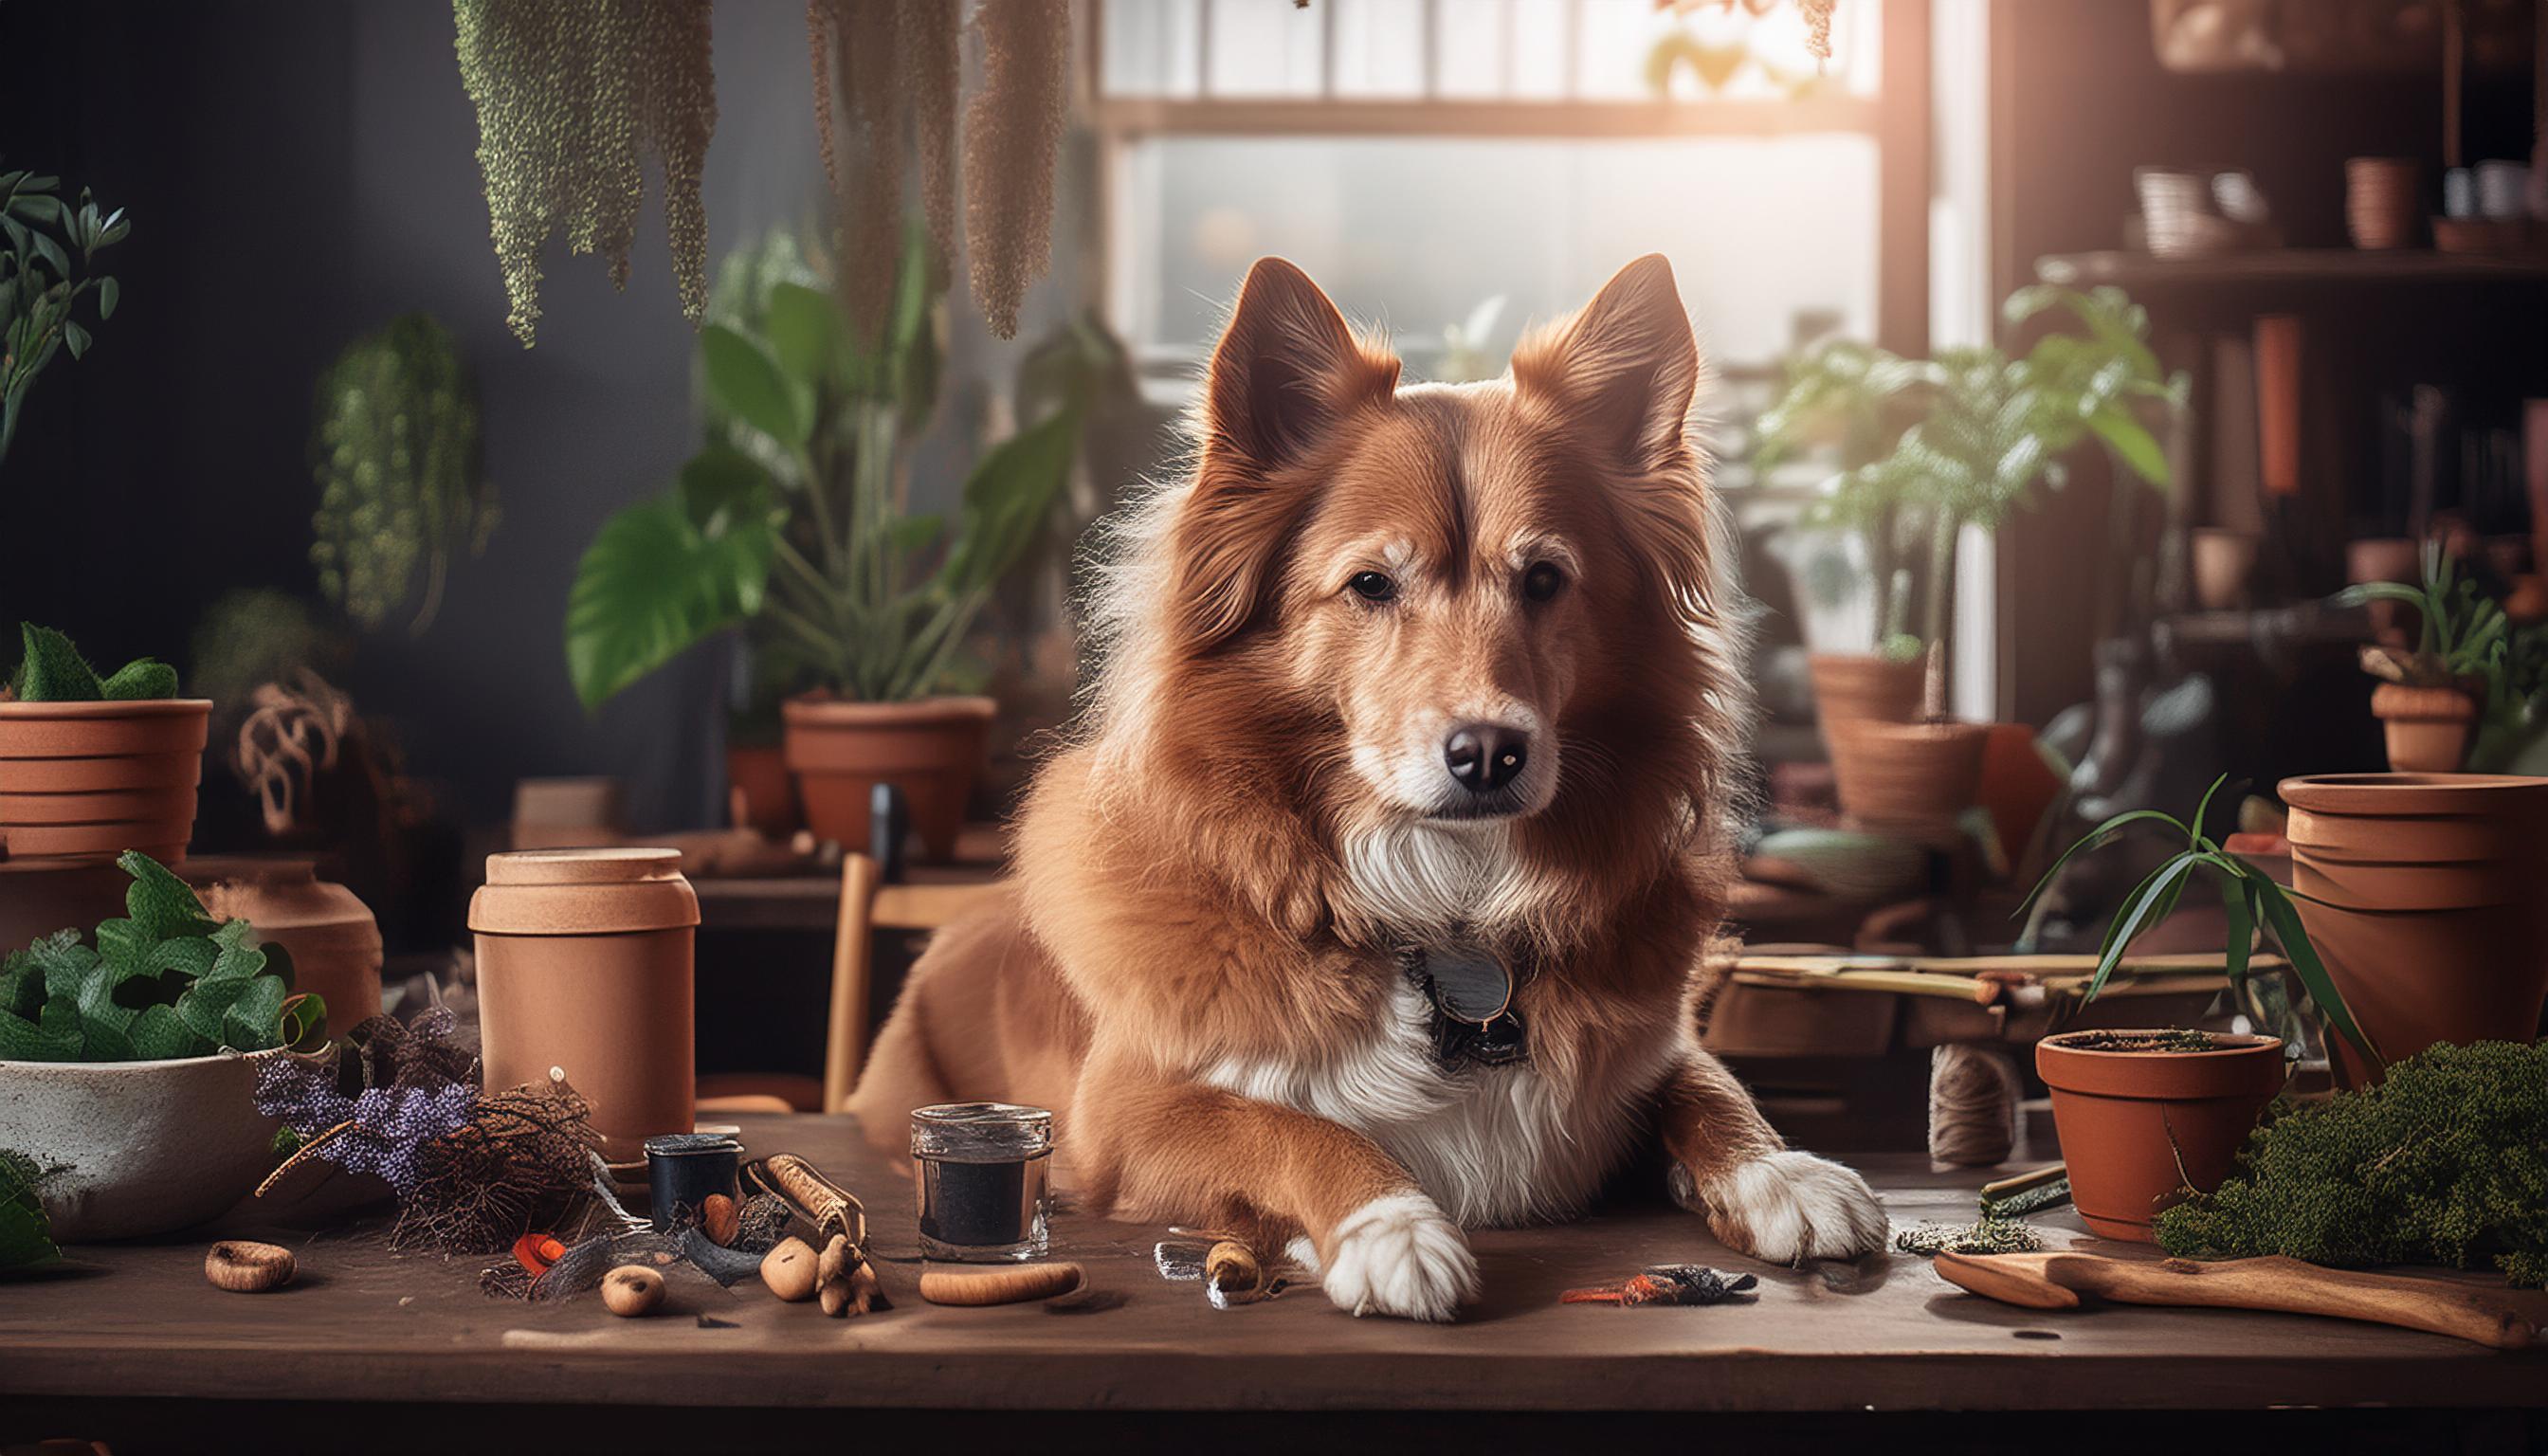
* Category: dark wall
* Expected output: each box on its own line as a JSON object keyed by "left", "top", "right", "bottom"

{"left": 2, "top": 1, "right": 1071, "bottom": 842}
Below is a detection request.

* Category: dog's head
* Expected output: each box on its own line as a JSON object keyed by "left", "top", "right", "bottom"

{"left": 1158, "top": 255, "right": 1716, "bottom": 835}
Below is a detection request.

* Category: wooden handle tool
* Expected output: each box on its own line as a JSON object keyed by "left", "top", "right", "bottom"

{"left": 1933, "top": 1251, "right": 2536, "bottom": 1349}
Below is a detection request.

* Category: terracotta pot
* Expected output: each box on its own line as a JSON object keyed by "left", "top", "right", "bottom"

{"left": 782, "top": 696, "right": 995, "bottom": 863}
{"left": 469, "top": 847, "right": 700, "bottom": 1160}
{"left": 1828, "top": 720, "right": 1990, "bottom": 836}
{"left": 184, "top": 857, "right": 383, "bottom": 1039}
{"left": 1807, "top": 653, "right": 1923, "bottom": 739}
{"left": 2189, "top": 527, "right": 2258, "bottom": 611}
{"left": 0, "top": 700, "right": 211, "bottom": 866}
{"left": 724, "top": 743, "right": 797, "bottom": 838}
{"left": 0, "top": 1046, "right": 286, "bottom": 1240}
{"left": 2344, "top": 157, "right": 2420, "bottom": 250}
{"left": 1975, "top": 722, "right": 2061, "bottom": 862}
{"left": 2279, "top": 773, "right": 2548, "bottom": 1088}
{"left": 2368, "top": 682, "right": 2478, "bottom": 773}
{"left": 2037, "top": 1031, "right": 2285, "bottom": 1244}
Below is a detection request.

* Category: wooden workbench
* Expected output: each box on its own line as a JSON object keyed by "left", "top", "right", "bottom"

{"left": 4, "top": 1113, "right": 2541, "bottom": 1452}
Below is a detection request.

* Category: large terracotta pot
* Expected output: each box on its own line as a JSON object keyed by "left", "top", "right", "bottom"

{"left": 0, "top": 1046, "right": 286, "bottom": 1240}
{"left": 2369, "top": 682, "right": 2477, "bottom": 773}
{"left": 470, "top": 847, "right": 699, "bottom": 1160}
{"left": 185, "top": 857, "right": 384, "bottom": 1040}
{"left": 2037, "top": 1030, "right": 2286, "bottom": 1244}
{"left": 0, "top": 700, "right": 211, "bottom": 865}
{"left": 2279, "top": 773, "right": 2548, "bottom": 1088}
{"left": 1828, "top": 720, "right": 1990, "bottom": 836}
{"left": 1807, "top": 652, "right": 1923, "bottom": 737}
{"left": 782, "top": 696, "right": 994, "bottom": 863}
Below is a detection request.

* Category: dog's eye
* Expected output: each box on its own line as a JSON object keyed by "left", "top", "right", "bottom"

{"left": 1522, "top": 561, "right": 1565, "bottom": 602}
{"left": 1347, "top": 571, "right": 1397, "bottom": 603}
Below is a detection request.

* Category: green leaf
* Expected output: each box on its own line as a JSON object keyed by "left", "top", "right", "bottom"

{"left": 116, "top": 851, "right": 217, "bottom": 942}
{"left": 2248, "top": 872, "right": 2377, "bottom": 1066}
{"left": 0, "top": 1150, "right": 64, "bottom": 1276}
{"left": 96, "top": 657, "right": 177, "bottom": 700}
{"left": 0, "top": 1002, "right": 82, "bottom": 1062}
{"left": 759, "top": 282, "right": 843, "bottom": 387}
{"left": 221, "top": 975, "right": 286, "bottom": 1052}
{"left": 12, "top": 624, "right": 102, "bottom": 701}
{"left": 2085, "top": 853, "right": 2199, "bottom": 1003}
{"left": 565, "top": 494, "right": 776, "bottom": 711}
{"left": 938, "top": 408, "right": 1081, "bottom": 597}
{"left": 676, "top": 445, "right": 778, "bottom": 536}
{"left": 126, "top": 1004, "right": 203, "bottom": 1061}
{"left": 173, "top": 974, "right": 256, "bottom": 1046}
{"left": 97, "top": 275, "right": 117, "bottom": 319}
{"left": 2087, "top": 409, "right": 2169, "bottom": 486}
{"left": 280, "top": 992, "right": 327, "bottom": 1051}
{"left": 700, "top": 324, "right": 810, "bottom": 446}
{"left": 2015, "top": 807, "right": 2188, "bottom": 919}
{"left": 2219, "top": 867, "right": 2257, "bottom": 999}
{"left": 62, "top": 319, "right": 89, "bottom": 360}
{"left": 2189, "top": 773, "right": 2230, "bottom": 849}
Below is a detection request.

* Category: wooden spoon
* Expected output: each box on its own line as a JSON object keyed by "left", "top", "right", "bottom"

{"left": 1933, "top": 1251, "right": 2535, "bottom": 1349}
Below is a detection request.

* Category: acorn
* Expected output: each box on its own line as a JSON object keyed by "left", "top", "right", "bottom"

{"left": 701, "top": 1192, "right": 739, "bottom": 1247}
{"left": 603, "top": 1264, "right": 665, "bottom": 1318}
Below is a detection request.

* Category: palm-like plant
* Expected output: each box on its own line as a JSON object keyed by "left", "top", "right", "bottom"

{"left": 1, "top": 165, "right": 128, "bottom": 468}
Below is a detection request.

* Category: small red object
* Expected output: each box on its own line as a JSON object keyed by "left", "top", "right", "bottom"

{"left": 514, "top": 1232, "right": 564, "bottom": 1276}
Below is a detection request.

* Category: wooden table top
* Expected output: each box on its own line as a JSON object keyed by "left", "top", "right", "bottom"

{"left": 7, "top": 1113, "right": 2543, "bottom": 1416}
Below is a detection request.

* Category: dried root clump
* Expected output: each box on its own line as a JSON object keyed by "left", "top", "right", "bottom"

{"left": 2154, "top": 1040, "right": 2548, "bottom": 1286}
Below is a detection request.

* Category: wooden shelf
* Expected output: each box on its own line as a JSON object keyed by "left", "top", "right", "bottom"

{"left": 2035, "top": 248, "right": 2548, "bottom": 291}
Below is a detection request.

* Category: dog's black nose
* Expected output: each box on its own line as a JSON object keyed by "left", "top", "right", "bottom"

{"left": 1444, "top": 722, "right": 1528, "bottom": 793}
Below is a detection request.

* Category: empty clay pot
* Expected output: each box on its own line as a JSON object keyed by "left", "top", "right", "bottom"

{"left": 470, "top": 847, "right": 700, "bottom": 1159}
{"left": 2279, "top": 773, "right": 2548, "bottom": 1088}
{"left": 0, "top": 700, "right": 211, "bottom": 865}
{"left": 1828, "top": 719, "right": 1990, "bottom": 837}
{"left": 2368, "top": 683, "right": 2478, "bottom": 774}
{"left": 1807, "top": 652, "right": 1924, "bottom": 737}
{"left": 782, "top": 696, "right": 994, "bottom": 863}
{"left": 2037, "top": 1030, "right": 2286, "bottom": 1244}
{"left": 185, "top": 857, "right": 384, "bottom": 1039}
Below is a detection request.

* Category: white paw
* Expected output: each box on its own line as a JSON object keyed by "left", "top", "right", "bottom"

{"left": 1320, "top": 1191, "right": 1479, "bottom": 1321}
{"left": 1284, "top": 1234, "right": 1322, "bottom": 1277}
{"left": 1676, "top": 1150, "right": 1889, "bottom": 1264}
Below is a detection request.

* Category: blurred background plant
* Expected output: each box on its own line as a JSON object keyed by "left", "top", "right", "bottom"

{"left": 309, "top": 314, "right": 498, "bottom": 635}
{"left": 0, "top": 162, "right": 127, "bottom": 469}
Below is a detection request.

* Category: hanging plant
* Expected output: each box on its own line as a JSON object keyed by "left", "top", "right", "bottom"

{"left": 310, "top": 313, "right": 497, "bottom": 635}
{"left": 962, "top": 0, "right": 1070, "bottom": 340}
{"left": 453, "top": 0, "right": 718, "bottom": 347}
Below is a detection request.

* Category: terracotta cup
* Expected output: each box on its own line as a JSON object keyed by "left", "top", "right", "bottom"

{"left": 2279, "top": 774, "right": 2548, "bottom": 1088}
{"left": 0, "top": 700, "right": 211, "bottom": 865}
{"left": 2037, "top": 1031, "right": 2286, "bottom": 1244}
{"left": 2368, "top": 683, "right": 2478, "bottom": 774}
{"left": 1828, "top": 719, "right": 1990, "bottom": 837}
{"left": 186, "top": 857, "right": 384, "bottom": 1039}
{"left": 782, "top": 696, "right": 995, "bottom": 863}
{"left": 469, "top": 847, "right": 700, "bottom": 1159}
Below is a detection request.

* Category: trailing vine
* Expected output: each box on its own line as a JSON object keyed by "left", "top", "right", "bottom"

{"left": 309, "top": 314, "right": 496, "bottom": 634}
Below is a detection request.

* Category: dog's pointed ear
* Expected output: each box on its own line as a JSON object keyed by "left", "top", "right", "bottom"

{"left": 1510, "top": 254, "right": 1700, "bottom": 473}
{"left": 1174, "top": 259, "right": 1398, "bottom": 652}
{"left": 1201, "top": 257, "right": 1399, "bottom": 479}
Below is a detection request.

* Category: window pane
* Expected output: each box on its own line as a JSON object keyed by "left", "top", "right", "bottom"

{"left": 1205, "top": 0, "right": 1324, "bottom": 97}
{"left": 1331, "top": 0, "right": 1427, "bottom": 97}
{"left": 1101, "top": 0, "right": 1204, "bottom": 98}
{"left": 1111, "top": 133, "right": 1880, "bottom": 380}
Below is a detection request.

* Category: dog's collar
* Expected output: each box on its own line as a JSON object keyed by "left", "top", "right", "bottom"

{"left": 1399, "top": 942, "right": 1528, "bottom": 1069}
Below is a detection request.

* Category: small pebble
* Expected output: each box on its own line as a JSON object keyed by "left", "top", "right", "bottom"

{"left": 602, "top": 1265, "right": 665, "bottom": 1318}
{"left": 760, "top": 1236, "right": 818, "bottom": 1301}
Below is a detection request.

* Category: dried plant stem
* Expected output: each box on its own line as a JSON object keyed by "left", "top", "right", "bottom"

{"left": 964, "top": 0, "right": 1070, "bottom": 338}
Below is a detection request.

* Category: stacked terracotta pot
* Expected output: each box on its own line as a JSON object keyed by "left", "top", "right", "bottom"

{"left": 1811, "top": 653, "right": 1987, "bottom": 837}
{"left": 0, "top": 699, "right": 211, "bottom": 865}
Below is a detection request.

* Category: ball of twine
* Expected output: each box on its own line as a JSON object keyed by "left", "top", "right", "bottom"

{"left": 1928, "top": 1043, "right": 2021, "bottom": 1167}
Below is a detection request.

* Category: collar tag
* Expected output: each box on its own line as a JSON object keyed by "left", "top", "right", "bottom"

{"left": 1425, "top": 946, "right": 1514, "bottom": 1026}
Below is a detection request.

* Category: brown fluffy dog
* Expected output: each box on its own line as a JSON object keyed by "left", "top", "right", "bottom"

{"left": 852, "top": 255, "right": 1888, "bottom": 1320}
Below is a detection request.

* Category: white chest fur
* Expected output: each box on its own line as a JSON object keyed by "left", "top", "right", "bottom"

{"left": 1199, "top": 979, "right": 1668, "bottom": 1227}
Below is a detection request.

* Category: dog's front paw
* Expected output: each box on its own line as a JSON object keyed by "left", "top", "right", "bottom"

{"left": 1674, "top": 1151, "right": 1889, "bottom": 1264}
{"left": 1320, "top": 1191, "right": 1479, "bottom": 1321}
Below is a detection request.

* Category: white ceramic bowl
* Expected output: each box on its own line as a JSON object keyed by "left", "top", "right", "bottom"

{"left": 0, "top": 1048, "right": 286, "bottom": 1241}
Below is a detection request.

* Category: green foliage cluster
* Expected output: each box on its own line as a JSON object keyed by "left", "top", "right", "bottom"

{"left": 310, "top": 313, "right": 495, "bottom": 635}
{"left": 7, "top": 623, "right": 177, "bottom": 702}
{"left": 2340, "top": 540, "right": 2512, "bottom": 687}
{"left": 1, "top": 162, "right": 128, "bottom": 467}
{"left": 0, "top": 852, "right": 323, "bottom": 1064}
{"left": 566, "top": 226, "right": 1078, "bottom": 710}
{"left": 2154, "top": 1041, "right": 2548, "bottom": 1286}
{"left": 0, "top": 1150, "right": 62, "bottom": 1276}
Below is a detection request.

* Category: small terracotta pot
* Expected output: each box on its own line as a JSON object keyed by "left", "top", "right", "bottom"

{"left": 1807, "top": 652, "right": 1924, "bottom": 737}
{"left": 2345, "top": 537, "right": 2423, "bottom": 645}
{"left": 782, "top": 696, "right": 995, "bottom": 863}
{"left": 2344, "top": 157, "right": 2420, "bottom": 250}
{"left": 2368, "top": 682, "right": 2478, "bottom": 773}
{"left": 186, "top": 857, "right": 384, "bottom": 1039}
{"left": 2189, "top": 527, "right": 2258, "bottom": 611}
{"left": 470, "top": 848, "right": 700, "bottom": 1160}
{"left": 1828, "top": 720, "right": 1990, "bottom": 836}
{"left": 2037, "top": 1030, "right": 2285, "bottom": 1244}
{"left": 2279, "top": 773, "right": 2548, "bottom": 1088}
{"left": 724, "top": 742, "right": 798, "bottom": 838}
{"left": 0, "top": 700, "right": 211, "bottom": 866}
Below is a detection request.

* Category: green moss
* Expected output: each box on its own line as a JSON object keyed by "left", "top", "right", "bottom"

{"left": 2153, "top": 1041, "right": 2548, "bottom": 1286}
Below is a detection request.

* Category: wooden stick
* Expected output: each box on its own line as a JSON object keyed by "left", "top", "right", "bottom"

{"left": 919, "top": 1262, "right": 1084, "bottom": 1306}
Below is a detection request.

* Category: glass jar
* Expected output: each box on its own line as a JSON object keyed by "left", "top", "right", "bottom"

{"left": 910, "top": 1101, "right": 1052, "bottom": 1263}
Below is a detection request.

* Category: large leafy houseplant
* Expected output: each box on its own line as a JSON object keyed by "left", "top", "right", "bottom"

{"left": 0, "top": 164, "right": 128, "bottom": 468}
{"left": 566, "top": 228, "right": 1079, "bottom": 711}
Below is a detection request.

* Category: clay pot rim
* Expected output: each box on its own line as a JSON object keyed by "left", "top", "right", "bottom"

{"left": 0, "top": 1045, "right": 290, "bottom": 1075}
{"left": 2037, "top": 1029, "right": 2281, "bottom": 1058}
{"left": 0, "top": 699, "right": 213, "bottom": 719}
{"left": 782, "top": 694, "right": 996, "bottom": 727}
{"left": 2038, "top": 1030, "right": 2285, "bottom": 1099}
{"left": 2280, "top": 772, "right": 2548, "bottom": 817}
{"left": 485, "top": 846, "right": 686, "bottom": 885}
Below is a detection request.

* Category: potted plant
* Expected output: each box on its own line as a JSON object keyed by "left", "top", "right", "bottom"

{"left": 2337, "top": 540, "right": 2509, "bottom": 773}
{"left": 2019, "top": 777, "right": 2374, "bottom": 1242}
{"left": 565, "top": 228, "right": 1077, "bottom": 860}
{"left": 0, "top": 852, "right": 324, "bottom": 1240}
{"left": 1, "top": 164, "right": 128, "bottom": 468}
{"left": 0, "top": 625, "right": 210, "bottom": 866}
